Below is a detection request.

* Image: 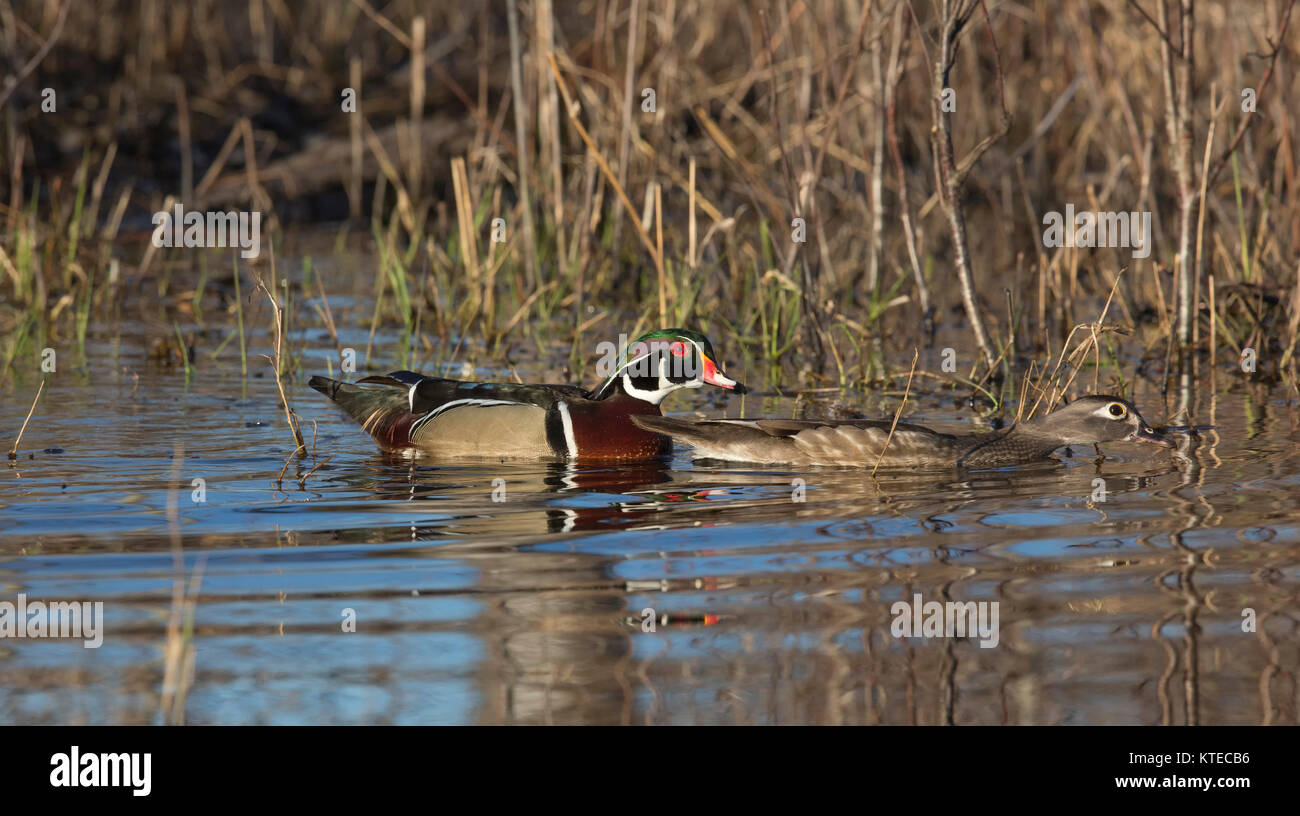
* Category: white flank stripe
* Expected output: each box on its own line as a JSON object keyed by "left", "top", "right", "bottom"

{"left": 557, "top": 401, "right": 579, "bottom": 457}
{"left": 427, "top": 398, "right": 520, "bottom": 417}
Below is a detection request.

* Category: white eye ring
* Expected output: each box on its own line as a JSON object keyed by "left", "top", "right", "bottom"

{"left": 1106, "top": 402, "right": 1127, "bottom": 419}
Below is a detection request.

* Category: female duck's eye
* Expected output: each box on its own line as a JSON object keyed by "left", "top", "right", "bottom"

{"left": 1107, "top": 403, "right": 1127, "bottom": 418}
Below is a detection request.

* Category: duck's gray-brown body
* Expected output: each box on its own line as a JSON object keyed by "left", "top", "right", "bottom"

{"left": 633, "top": 395, "right": 1171, "bottom": 468}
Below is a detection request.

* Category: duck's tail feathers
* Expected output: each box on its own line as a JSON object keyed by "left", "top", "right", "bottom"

{"left": 309, "top": 375, "right": 413, "bottom": 448}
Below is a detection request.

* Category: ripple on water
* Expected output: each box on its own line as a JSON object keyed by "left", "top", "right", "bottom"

{"left": 2, "top": 297, "right": 1299, "bottom": 723}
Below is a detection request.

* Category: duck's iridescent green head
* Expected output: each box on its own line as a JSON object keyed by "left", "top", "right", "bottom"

{"left": 593, "top": 328, "right": 745, "bottom": 404}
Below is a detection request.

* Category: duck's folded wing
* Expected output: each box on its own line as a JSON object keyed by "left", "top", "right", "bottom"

{"left": 781, "top": 422, "right": 958, "bottom": 465}
{"left": 629, "top": 418, "right": 769, "bottom": 441}
{"left": 629, "top": 417, "right": 811, "bottom": 463}
{"left": 372, "top": 374, "right": 587, "bottom": 414}
{"left": 633, "top": 416, "right": 964, "bottom": 466}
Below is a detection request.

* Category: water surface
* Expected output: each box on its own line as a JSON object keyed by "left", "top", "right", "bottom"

{"left": 2, "top": 263, "right": 1297, "bottom": 725}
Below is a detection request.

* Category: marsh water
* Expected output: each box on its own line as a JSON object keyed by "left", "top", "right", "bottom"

{"left": 2, "top": 251, "right": 1298, "bottom": 725}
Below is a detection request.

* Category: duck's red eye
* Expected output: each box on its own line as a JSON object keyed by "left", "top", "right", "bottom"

{"left": 669, "top": 341, "right": 689, "bottom": 358}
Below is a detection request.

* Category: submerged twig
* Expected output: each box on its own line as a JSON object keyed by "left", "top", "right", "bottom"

{"left": 298, "top": 455, "right": 333, "bottom": 489}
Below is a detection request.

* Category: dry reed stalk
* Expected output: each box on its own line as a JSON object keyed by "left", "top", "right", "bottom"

{"left": 655, "top": 182, "right": 665, "bottom": 325}
{"left": 611, "top": 0, "right": 643, "bottom": 262}
{"left": 872, "top": 348, "right": 919, "bottom": 477}
{"left": 884, "top": 3, "right": 931, "bottom": 331}
{"left": 313, "top": 272, "right": 343, "bottom": 363}
{"left": 409, "top": 16, "right": 425, "bottom": 197}
{"left": 136, "top": 194, "right": 177, "bottom": 280}
{"left": 1193, "top": 88, "right": 1226, "bottom": 351}
{"left": 505, "top": 0, "right": 538, "bottom": 287}
{"left": 256, "top": 254, "right": 305, "bottom": 452}
{"left": 1201, "top": 0, "right": 1296, "bottom": 187}
{"left": 801, "top": 1, "right": 872, "bottom": 304}
{"left": 274, "top": 444, "right": 297, "bottom": 491}
{"left": 549, "top": 54, "right": 664, "bottom": 279}
{"left": 1028, "top": 272, "right": 1125, "bottom": 418}
{"left": 349, "top": 57, "right": 363, "bottom": 218}
{"left": 0, "top": 246, "right": 20, "bottom": 290}
{"left": 194, "top": 121, "right": 244, "bottom": 201}
{"left": 451, "top": 156, "right": 481, "bottom": 288}
{"left": 930, "top": 0, "right": 1009, "bottom": 371}
{"left": 349, "top": 0, "right": 410, "bottom": 45}
{"left": 86, "top": 142, "right": 117, "bottom": 239}
{"left": 363, "top": 119, "right": 417, "bottom": 233}
{"left": 476, "top": 4, "right": 491, "bottom": 150}
{"left": 298, "top": 455, "right": 333, "bottom": 489}
{"left": 240, "top": 117, "right": 270, "bottom": 214}
{"left": 1209, "top": 272, "right": 1217, "bottom": 393}
{"left": 6, "top": 135, "right": 24, "bottom": 242}
{"left": 501, "top": 281, "right": 558, "bottom": 338}
{"left": 8, "top": 380, "right": 45, "bottom": 460}
{"left": 690, "top": 103, "right": 767, "bottom": 191}
{"left": 755, "top": 8, "right": 826, "bottom": 366}
{"left": 1150, "top": 0, "right": 1196, "bottom": 349}
{"left": 1014, "top": 363, "right": 1035, "bottom": 424}
{"left": 632, "top": 122, "right": 719, "bottom": 202}
{"left": 688, "top": 158, "right": 697, "bottom": 270}
{"left": 867, "top": 29, "right": 884, "bottom": 295}
{"left": 536, "top": 0, "right": 566, "bottom": 270}
{"left": 174, "top": 78, "right": 193, "bottom": 204}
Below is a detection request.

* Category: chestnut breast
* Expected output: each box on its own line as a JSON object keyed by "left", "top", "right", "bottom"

{"left": 566, "top": 394, "right": 671, "bottom": 460}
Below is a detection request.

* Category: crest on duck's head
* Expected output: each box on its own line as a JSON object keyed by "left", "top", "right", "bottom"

{"left": 593, "top": 328, "right": 744, "bottom": 402}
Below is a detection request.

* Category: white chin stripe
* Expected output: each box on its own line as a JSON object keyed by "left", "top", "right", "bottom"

{"left": 605, "top": 343, "right": 707, "bottom": 398}
{"left": 557, "top": 401, "right": 579, "bottom": 457}
{"left": 621, "top": 373, "right": 676, "bottom": 405}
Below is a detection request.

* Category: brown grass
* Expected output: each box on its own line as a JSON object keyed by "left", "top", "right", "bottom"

{"left": 1, "top": 0, "right": 1298, "bottom": 417}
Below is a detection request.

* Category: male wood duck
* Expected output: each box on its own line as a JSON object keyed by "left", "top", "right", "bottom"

{"left": 309, "top": 329, "right": 744, "bottom": 460}
{"left": 632, "top": 395, "right": 1171, "bottom": 468}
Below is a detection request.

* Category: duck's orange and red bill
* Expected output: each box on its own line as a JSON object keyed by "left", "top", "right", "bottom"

{"left": 702, "top": 357, "right": 746, "bottom": 394}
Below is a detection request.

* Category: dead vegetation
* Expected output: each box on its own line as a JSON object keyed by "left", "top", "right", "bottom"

{"left": 1, "top": 0, "right": 1297, "bottom": 420}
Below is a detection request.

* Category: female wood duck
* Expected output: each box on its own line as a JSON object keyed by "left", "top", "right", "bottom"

{"left": 309, "top": 329, "right": 744, "bottom": 460}
{"left": 632, "top": 395, "right": 1171, "bottom": 468}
